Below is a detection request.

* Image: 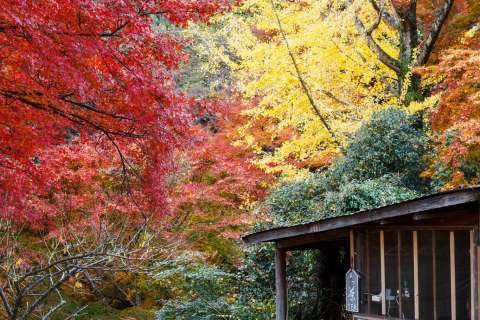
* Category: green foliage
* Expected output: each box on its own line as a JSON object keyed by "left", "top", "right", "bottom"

{"left": 266, "top": 107, "right": 432, "bottom": 226}
{"left": 264, "top": 173, "right": 330, "bottom": 225}
{"left": 322, "top": 175, "right": 419, "bottom": 217}
{"left": 233, "top": 244, "right": 277, "bottom": 319}
{"left": 156, "top": 254, "right": 238, "bottom": 320}
{"left": 156, "top": 245, "right": 323, "bottom": 320}
{"left": 234, "top": 244, "right": 326, "bottom": 320}
{"left": 329, "top": 107, "right": 431, "bottom": 191}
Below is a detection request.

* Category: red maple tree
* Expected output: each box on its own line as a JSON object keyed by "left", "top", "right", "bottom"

{"left": 0, "top": 0, "right": 229, "bottom": 230}
{"left": 167, "top": 97, "right": 272, "bottom": 244}
{"left": 419, "top": 0, "right": 480, "bottom": 188}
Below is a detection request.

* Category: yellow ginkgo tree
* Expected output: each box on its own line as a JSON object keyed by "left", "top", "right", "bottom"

{"left": 183, "top": 0, "right": 454, "bottom": 176}
{"left": 225, "top": 0, "right": 401, "bottom": 176}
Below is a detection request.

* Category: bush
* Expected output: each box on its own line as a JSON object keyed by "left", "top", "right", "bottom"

{"left": 155, "top": 254, "right": 237, "bottom": 320}
{"left": 329, "top": 107, "right": 431, "bottom": 191}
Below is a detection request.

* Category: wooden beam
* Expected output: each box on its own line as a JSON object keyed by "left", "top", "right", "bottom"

{"left": 366, "top": 232, "right": 371, "bottom": 314}
{"left": 276, "top": 229, "right": 348, "bottom": 250}
{"left": 276, "top": 225, "right": 472, "bottom": 250}
{"left": 450, "top": 231, "right": 456, "bottom": 320}
{"left": 397, "top": 231, "right": 402, "bottom": 318}
{"left": 354, "top": 225, "right": 473, "bottom": 231}
{"left": 275, "top": 246, "right": 287, "bottom": 320}
{"left": 350, "top": 230, "right": 355, "bottom": 269}
{"left": 243, "top": 188, "right": 479, "bottom": 244}
{"left": 413, "top": 210, "right": 466, "bottom": 221}
{"left": 413, "top": 231, "right": 419, "bottom": 320}
{"left": 470, "top": 230, "right": 476, "bottom": 320}
{"left": 433, "top": 231, "right": 437, "bottom": 320}
{"left": 380, "top": 230, "right": 386, "bottom": 315}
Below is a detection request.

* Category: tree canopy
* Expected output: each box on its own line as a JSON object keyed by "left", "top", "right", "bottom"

{"left": 0, "top": 0, "right": 228, "bottom": 229}
{"left": 1, "top": 0, "right": 480, "bottom": 319}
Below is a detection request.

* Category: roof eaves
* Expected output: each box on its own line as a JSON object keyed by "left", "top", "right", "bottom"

{"left": 242, "top": 186, "right": 480, "bottom": 245}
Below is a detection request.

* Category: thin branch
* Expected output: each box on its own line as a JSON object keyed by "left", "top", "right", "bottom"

{"left": 99, "top": 21, "right": 129, "bottom": 38}
{"left": 1, "top": 90, "right": 144, "bottom": 138}
{"left": 18, "top": 253, "right": 101, "bottom": 282}
{"left": 20, "top": 270, "right": 76, "bottom": 320}
{"left": 348, "top": 0, "right": 401, "bottom": 74}
{"left": 270, "top": 0, "right": 342, "bottom": 148}
{"left": 0, "top": 287, "right": 13, "bottom": 318}
{"left": 21, "top": 267, "right": 68, "bottom": 296}
{"left": 41, "top": 298, "right": 65, "bottom": 320}
{"left": 64, "top": 305, "right": 88, "bottom": 320}
{"left": 319, "top": 90, "right": 354, "bottom": 108}
{"left": 368, "top": 0, "right": 400, "bottom": 28}
{"left": 60, "top": 95, "right": 134, "bottom": 121}
{"left": 366, "top": 5, "right": 383, "bottom": 35}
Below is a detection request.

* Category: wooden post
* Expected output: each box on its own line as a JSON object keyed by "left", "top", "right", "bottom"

{"left": 380, "top": 230, "right": 386, "bottom": 315}
{"left": 413, "top": 231, "right": 419, "bottom": 320}
{"left": 433, "top": 231, "right": 437, "bottom": 320}
{"left": 275, "top": 246, "right": 287, "bottom": 320}
{"left": 366, "top": 232, "right": 371, "bottom": 314}
{"left": 450, "top": 231, "right": 456, "bottom": 320}
{"left": 476, "top": 198, "right": 480, "bottom": 320}
{"left": 397, "top": 231, "right": 402, "bottom": 318}
{"left": 350, "top": 230, "right": 355, "bottom": 269}
{"left": 470, "top": 230, "right": 476, "bottom": 320}
{"left": 477, "top": 244, "right": 480, "bottom": 320}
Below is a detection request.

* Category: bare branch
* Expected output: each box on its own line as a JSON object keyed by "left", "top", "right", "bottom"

{"left": 0, "top": 216, "right": 171, "bottom": 320}
{"left": 0, "top": 287, "right": 13, "bottom": 318}
{"left": 319, "top": 90, "right": 354, "bottom": 108}
{"left": 366, "top": 5, "right": 383, "bottom": 35}
{"left": 20, "top": 270, "right": 76, "bottom": 320}
{"left": 41, "top": 298, "right": 65, "bottom": 320}
{"left": 64, "top": 305, "right": 89, "bottom": 320}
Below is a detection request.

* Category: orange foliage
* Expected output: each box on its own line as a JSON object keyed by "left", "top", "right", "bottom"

{"left": 419, "top": 0, "right": 480, "bottom": 188}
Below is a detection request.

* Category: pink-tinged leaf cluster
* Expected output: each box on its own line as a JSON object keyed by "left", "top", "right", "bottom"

{"left": 0, "top": 0, "right": 229, "bottom": 231}
{"left": 168, "top": 97, "right": 272, "bottom": 239}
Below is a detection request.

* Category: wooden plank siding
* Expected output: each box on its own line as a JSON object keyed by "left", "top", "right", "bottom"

{"left": 413, "top": 231, "right": 419, "bottom": 320}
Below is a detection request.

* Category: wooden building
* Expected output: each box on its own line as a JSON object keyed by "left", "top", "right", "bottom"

{"left": 242, "top": 187, "right": 480, "bottom": 320}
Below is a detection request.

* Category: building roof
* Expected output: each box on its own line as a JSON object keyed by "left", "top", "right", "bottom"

{"left": 242, "top": 186, "right": 480, "bottom": 245}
